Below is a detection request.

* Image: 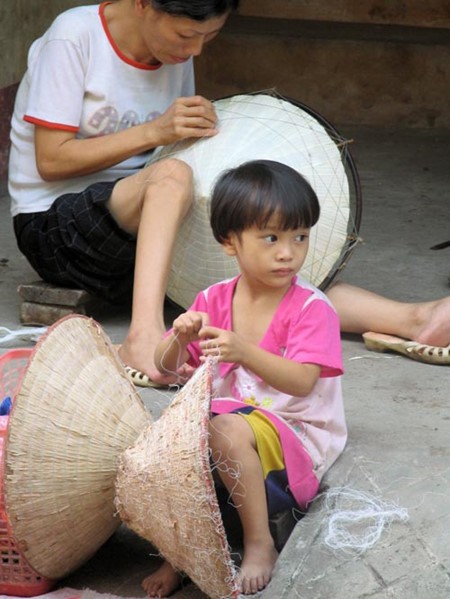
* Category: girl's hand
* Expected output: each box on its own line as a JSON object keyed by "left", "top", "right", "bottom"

{"left": 198, "top": 326, "right": 246, "bottom": 364}
{"left": 151, "top": 96, "right": 218, "bottom": 146}
{"left": 172, "top": 311, "right": 210, "bottom": 344}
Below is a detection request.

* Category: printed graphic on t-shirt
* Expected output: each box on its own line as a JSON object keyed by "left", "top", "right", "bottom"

{"left": 87, "top": 107, "right": 162, "bottom": 135}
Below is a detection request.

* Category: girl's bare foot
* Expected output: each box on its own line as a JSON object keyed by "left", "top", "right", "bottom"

{"left": 142, "top": 560, "right": 182, "bottom": 598}
{"left": 236, "top": 539, "right": 278, "bottom": 595}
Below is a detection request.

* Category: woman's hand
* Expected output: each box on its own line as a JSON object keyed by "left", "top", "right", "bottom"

{"left": 150, "top": 95, "right": 218, "bottom": 146}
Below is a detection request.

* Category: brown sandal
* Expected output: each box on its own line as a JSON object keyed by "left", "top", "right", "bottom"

{"left": 362, "top": 332, "right": 450, "bottom": 365}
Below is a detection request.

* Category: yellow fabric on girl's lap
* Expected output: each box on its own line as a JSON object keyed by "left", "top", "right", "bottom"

{"left": 239, "top": 409, "right": 285, "bottom": 478}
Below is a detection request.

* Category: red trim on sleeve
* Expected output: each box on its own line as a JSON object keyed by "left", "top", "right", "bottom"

{"left": 99, "top": 2, "right": 162, "bottom": 71}
{"left": 24, "top": 115, "right": 79, "bottom": 132}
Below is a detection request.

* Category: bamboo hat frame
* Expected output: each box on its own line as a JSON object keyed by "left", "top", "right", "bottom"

{"left": 115, "top": 361, "right": 239, "bottom": 599}
{"left": 4, "top": 315, "right": 151, "bottom": 580}
{"left": 150, "top": 91, "right": 362, "bottom": 309}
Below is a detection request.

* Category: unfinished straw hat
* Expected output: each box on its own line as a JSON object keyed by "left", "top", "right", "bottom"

{"left": 150, "top": 91, "right": 362, "bottom": 309}
{"left": 115, "top": 360, "right": 239, "bottom": 599}
{"left": 4, "top": 315, "right": 151, "bottom": 580}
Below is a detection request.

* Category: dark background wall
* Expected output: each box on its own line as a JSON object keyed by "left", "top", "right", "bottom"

{"left": 1, "top": 0, "right": 449, "bottom": 178}
{"left": 0, "top": 0, "right": 96, "bottom": 177}
{"left": 195, "top": 1, "right": 450, "bottom": 129}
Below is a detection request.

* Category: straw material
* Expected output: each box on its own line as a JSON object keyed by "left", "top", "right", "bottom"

{"left": 150, "top": 92, "right": 353, "bottom": 308}
{"left": 115, "top": 360, "right": 239, "bottom": 599}
{"left": 4, "top": 315, "right": 152, "bottom": 580}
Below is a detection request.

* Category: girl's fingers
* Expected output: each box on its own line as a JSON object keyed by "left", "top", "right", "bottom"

{"left": 198, "top": 325, "right": 220, "bottom": 339}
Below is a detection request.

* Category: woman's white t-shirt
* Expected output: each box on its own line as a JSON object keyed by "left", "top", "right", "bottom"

{"left": 9, "top": 3, "right": 195, "bottom": 216}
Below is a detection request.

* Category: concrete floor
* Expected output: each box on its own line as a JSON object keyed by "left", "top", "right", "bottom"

{"left": 0, "top": 125, "right": 449, "bottom": 598}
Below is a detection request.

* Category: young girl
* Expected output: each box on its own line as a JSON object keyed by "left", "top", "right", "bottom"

{"left": 144, "top": 159, "right": 347, "bottom": 597}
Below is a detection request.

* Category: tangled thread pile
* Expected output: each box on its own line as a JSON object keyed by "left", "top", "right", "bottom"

{"left": 322, "top": 487, "right": 409, "bottom": 554}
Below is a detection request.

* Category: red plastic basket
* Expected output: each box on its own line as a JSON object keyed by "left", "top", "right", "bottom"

{"left": 0, "top": 349, "right": 56, "bottom": 596}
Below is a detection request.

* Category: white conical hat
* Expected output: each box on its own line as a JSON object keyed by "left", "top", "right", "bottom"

{"left": 115, "top": 360, "right": 239, "bottom": 599}
{"left": 4, "top": 315, "right": 152, "bottom": 580}
{"left": 150, "top": 92, "right": 360, "bottom": 308}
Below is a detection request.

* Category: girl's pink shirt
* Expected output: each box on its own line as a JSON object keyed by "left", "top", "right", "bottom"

{"left": 183, "top": 275, "right": 347, "bottom": 481}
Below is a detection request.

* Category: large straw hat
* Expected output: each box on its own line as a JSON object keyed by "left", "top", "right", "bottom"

{"left": 115, "top": 360, "right": 239, "bottom": 599}
{"left": 150, "top": 91, "right": 362, "bottom": 309}
{"left": 4, "top": 315, "right": 151, "bottom": 580}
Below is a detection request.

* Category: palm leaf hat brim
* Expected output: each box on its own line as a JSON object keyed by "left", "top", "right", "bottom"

{"left": 4, "top": 315, "right": 151, "bottom": 580}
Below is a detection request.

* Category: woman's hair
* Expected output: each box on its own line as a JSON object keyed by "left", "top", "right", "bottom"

{"left": 210, "top": 160, "right": 320, "bottom": 243}
{"left": 151, "top": 0, "right": 240, "bottom": 20}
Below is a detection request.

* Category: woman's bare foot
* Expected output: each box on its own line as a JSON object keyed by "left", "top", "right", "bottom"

{"left": 413, "top": 297, "right": 450, "bottom": 347}
{"left": 236, "top": 539, "right": 278, "bottom": 595}
{"left": 142, "top": 560, "right": 182, "bottom": 598}
{"left": 118, "top": 326, "right": 189, "bottom": 386}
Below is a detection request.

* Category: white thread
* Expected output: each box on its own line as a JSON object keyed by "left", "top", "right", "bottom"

{"left": 349, "top": 355, "right": 397, "bottom": 361}
{"left": 158, "top": 330, "right": 222, "bottom": 381}
{"left": 0, "top": 325, "right": 48, "bottom": 346}
{"left": 322, "top": 487, "right": 409, "bottom": 554}
{"left": 208, "top": 419, "right": 246, "bottom": 509}
{"left": 155, "top": 330, "right": 189, "bottom": 391}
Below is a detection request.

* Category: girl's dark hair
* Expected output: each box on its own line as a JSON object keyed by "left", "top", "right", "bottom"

{"left": 151, "top": 0, "right": 240, "bottom": 20}
{"left": 210, "top": 159, "right": 320, "bottom": 243}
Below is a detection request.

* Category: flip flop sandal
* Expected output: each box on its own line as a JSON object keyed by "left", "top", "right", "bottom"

{"left": 362, "top": 332, "right": 450, "bottom": 365}
{"left": 124, "top": 365, "right": 169, "bottom": 388}
{"left": 113, "top": 344, "right": 168, "bottom": 388}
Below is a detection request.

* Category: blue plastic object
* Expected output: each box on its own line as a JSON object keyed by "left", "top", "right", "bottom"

{"left": 0, "top": 396, "right": 12, "bottom": 415}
